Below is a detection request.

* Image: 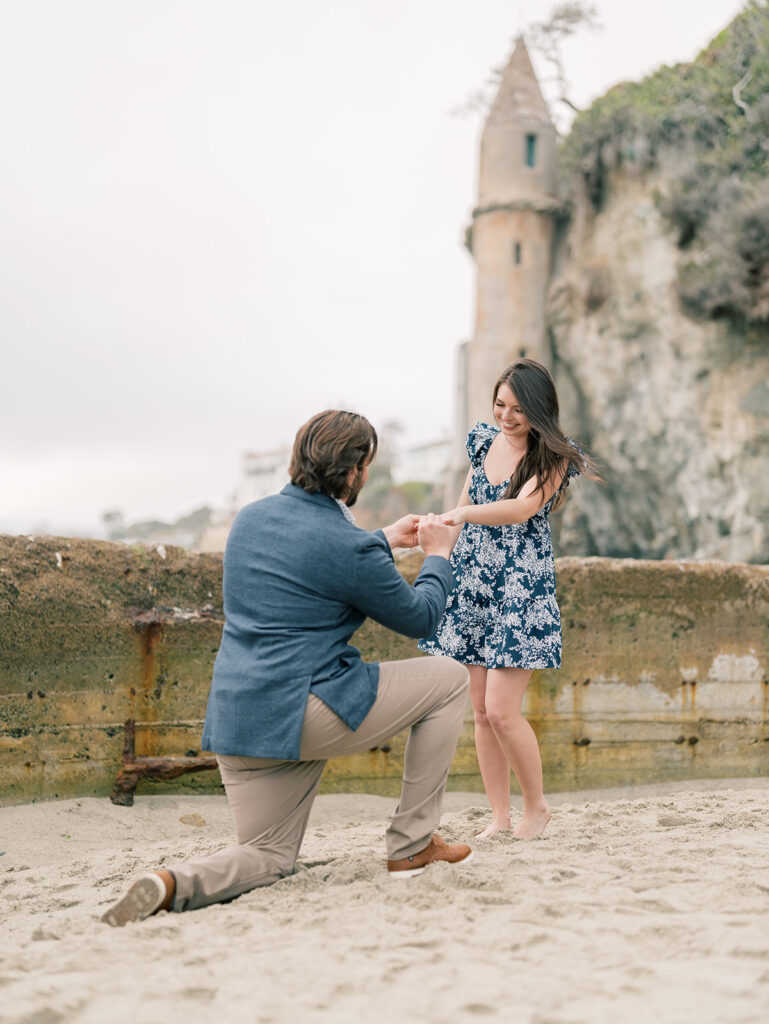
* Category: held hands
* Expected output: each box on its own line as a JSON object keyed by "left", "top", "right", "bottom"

{"left": 381, "top": 508, "right": 465, "bottom": 557}
{"left": 417, "top": 513, "right": 454, "bottom": 560}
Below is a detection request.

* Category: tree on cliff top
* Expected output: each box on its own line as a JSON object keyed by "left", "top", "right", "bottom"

{"left": 453, "top": 2, "right": 600, "bottom": 130}
{"left": 526, "top": 2, "right": 601, "bottom": 117}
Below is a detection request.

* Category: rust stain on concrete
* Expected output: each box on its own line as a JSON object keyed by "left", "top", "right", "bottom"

{"left": 1, "top": 540, "right": 768, "bottom": 804}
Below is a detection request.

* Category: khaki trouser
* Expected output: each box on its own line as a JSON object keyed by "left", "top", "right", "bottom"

{"left": 171, "top": 656, "right": 469, "bottom": 911}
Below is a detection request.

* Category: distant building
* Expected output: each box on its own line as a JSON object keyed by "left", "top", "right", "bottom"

{"left": 194, "top": 447, "right": 290, "bottom": 553}
{"left": 392, "top": 438, "right": 450, "bottom": 486}
{"left": 237, "top": 446, "right": 291, "bottom": 507}
{"left": 195, "top": 512, "right": 235, "bottom": 554}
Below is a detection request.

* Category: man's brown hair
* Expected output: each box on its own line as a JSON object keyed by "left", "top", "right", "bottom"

{"left": 289, "top": 410, "right": 378, "bottom": 500}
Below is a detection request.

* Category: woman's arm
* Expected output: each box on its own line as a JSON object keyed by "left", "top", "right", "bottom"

{"left": 442, "top": 465, "right": 565, "bottom": 527}
{"left": 441, "top": 469, "right": 473, "bottom": 549}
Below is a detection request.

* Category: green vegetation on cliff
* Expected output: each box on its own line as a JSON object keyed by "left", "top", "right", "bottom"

{"left": 563, "top": 0, "right": 769, "bottom": 325}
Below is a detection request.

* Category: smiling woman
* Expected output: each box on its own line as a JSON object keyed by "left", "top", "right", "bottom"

{"left": 419, "top": 358, "right": 600, "bottom": 840}
{"left": 490, "top": 360, "right": 597, "bottom": 511}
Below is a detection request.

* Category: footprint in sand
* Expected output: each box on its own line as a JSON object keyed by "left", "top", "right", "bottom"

{"left": 179, "top": 813, "right": 207, "bottom": 827}
{"left": 179, "top": 987, "right": 217, "bottom": 1001}
{"left": 657, "top": 814, "right": 692, "bottom": 828}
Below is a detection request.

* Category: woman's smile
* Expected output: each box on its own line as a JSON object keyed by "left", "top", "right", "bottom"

{"left": 494, "top": 383, "right": 531, "bottom": 437}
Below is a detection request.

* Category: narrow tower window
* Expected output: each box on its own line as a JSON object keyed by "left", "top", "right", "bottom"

{"left": 513, "top": 242, "right": 522, "bottom": 265}
{"left": 525, "top": 133, "right": 537, "bottom": 167}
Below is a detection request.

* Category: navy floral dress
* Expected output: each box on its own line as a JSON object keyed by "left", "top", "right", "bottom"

{"left": 418, "top": 422, "right": 581, "bottom": 670}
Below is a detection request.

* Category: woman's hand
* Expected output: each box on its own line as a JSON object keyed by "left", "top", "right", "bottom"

{"left": 440, "top": 507, "right": 467, "bottom": 527}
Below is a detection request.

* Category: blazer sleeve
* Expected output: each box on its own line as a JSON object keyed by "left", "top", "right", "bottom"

{"left": 344, "top": 530, "right": 452, "bottom": 639}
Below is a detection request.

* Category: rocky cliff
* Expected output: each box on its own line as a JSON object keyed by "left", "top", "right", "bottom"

{"left": 549, "top": 2, "right": 769, "bottom": 562}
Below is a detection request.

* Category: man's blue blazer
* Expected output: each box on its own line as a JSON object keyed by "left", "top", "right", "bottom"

{"left": 201, "top": 483, "right": 453, "bottom": 760}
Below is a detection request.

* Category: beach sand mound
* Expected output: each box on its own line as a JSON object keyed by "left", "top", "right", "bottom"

{"left": 1, "top": 782, "right": 768, "bottom": 1024}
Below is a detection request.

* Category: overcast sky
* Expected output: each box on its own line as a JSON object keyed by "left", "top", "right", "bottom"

{"left": 0, "top": 0, "right": 746, "bottom": 536}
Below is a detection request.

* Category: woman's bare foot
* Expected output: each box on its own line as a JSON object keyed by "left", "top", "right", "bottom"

{"left": 474, "top": 819, "right": 512, "bottom": 839}
{"left": 513, "top": 803, "right": 551, "bottom": 839}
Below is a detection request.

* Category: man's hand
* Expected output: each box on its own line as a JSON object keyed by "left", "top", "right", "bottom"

{"left": 440, "top": 507, "right": 467, "bottom": 527}
{"left": 381, "top": 514, "right": 420, "bottom": 550}
{"left": 417, "top": 513, "right": 453, "bottom": 560}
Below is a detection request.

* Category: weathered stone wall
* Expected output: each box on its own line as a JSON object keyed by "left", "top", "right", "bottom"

{"left": 1, "top": 536, "right": 767, "bottom": 805}
{"left": 0, "top": 535, "right": 224, "bottom": 805}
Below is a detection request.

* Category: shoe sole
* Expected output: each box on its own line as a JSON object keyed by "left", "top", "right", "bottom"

{"left": 387, "top": 850, "right": 474, "bottom": 880}
{"left": 100, "top": 876, "right": 166, "bottom": 927}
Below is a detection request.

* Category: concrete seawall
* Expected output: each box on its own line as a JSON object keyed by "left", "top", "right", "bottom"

{"left": 1, "top": 535, "right": 767, "bottom": 804}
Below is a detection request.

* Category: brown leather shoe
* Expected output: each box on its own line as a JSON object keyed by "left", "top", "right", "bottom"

{"left": 100, "top": 871, "right": 174, "bottom": 927}
{"left": 386, "top": 833, "right": 473, "bottom": 879}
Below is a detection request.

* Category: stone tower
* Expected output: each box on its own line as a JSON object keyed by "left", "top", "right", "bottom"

{"left": 448, "top": 37, "right": 559, "bottom": 498}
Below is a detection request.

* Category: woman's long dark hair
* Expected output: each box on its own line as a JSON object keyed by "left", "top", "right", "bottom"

{"left": 494, "top": 359, "right": 600, "bottom": 512}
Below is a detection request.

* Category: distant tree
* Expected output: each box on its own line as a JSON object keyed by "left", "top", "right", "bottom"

{"left": 126, "top": 519, "right": 172, "bottom": 539}
{"left": 174, "top": 506, "right": 213, "bottom": 532}
{"left": 526, "top": 3, "right": 602, "bottom": 115}
{"left": 452, "top": 1, "right": 600, "bottom": 127}
{"left": 677, "top": 179, "right": 769, "bottom": 323}
{"left": 101, "top": 507, "right": 124, "bottom": 541}
{"left": 729, "top": 0, "right": 769, "bottom": 122}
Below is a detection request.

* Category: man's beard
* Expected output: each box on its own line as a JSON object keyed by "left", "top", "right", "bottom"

{"left": 345, "top": 467, "right": 366, "bottom": 507}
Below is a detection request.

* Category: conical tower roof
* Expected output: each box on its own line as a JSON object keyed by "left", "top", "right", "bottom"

{"left": 486, "top": 37, "right": 553, "bottom": 128}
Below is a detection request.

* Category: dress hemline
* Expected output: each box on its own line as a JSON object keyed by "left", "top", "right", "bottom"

{"left": 417, "top": 644, "right": 561, "bottom": 671}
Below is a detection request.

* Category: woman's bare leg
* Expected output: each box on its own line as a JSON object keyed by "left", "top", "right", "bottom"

{"left": 484, "top": 667, "right": 551, "bottom": 839}
{"left": 468, "top": 665, "right": 511, "bottom": 838}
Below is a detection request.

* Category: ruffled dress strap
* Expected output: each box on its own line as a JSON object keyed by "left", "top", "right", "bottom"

{"left": 465, "top": 422, "right": 498, "bottom": 468}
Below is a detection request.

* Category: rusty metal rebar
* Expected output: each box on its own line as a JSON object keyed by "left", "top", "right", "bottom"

{"left": 109, "top": 719, "right": 218, "bottom": 806}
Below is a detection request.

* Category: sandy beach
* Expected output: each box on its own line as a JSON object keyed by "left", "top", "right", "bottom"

{"left": 1, "top": 779, "right": 768, "bottom": 1024}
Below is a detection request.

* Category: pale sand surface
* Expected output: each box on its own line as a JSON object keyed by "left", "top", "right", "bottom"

{"left": 2, "top": 780, "right": 769, "bottom": 1024}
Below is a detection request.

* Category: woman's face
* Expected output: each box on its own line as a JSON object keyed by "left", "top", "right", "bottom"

{"left": 494, "top": 382, "right": 531, "bottom": 443}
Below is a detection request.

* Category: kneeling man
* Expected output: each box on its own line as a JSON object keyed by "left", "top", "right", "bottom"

{"left": 103, "top": 409, "right": 471, "bottom": 924}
